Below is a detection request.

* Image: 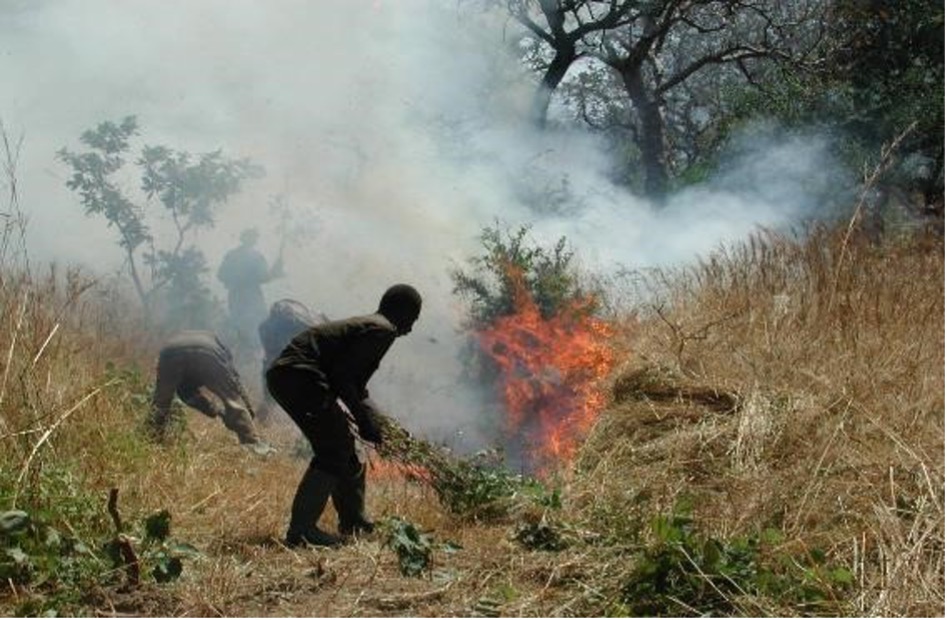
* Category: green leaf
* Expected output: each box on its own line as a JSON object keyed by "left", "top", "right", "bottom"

{"left": 828, "top": 567, "right": 854, "bottom": 587}
{"left": 73, "top": 541, "right": 92, "bottom": 556}
{"left": 152, "top": 555, "right": 183, "bottom": 583}
{"left": 144, "top": 510, "right": 172, "bottom": 542}
{"left": 384, "top": 517, "right": 433, "bottom": 578}
{"left": 43, "top": 527, "right": 61, "bottom": 548}
{"left": 0, "top": 510, "right": 31, "bottom": 536}
{"left": 651, "top": 514, "right": 685, "bottom": 544}
{"left": 6, "top": 546, "right": 29, "bottom": 564}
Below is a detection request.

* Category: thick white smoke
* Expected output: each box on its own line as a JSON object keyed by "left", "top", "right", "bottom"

{"left": 0, "top": 0, "right": 851, "bottom": 449}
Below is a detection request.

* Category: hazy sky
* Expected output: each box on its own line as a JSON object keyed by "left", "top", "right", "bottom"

{"left": 0, "top": 0, "right": 851, "bottom": 446}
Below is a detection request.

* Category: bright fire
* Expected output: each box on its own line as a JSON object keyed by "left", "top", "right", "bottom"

{"left": 476, "top": 268, "right": 616, "bottom": 474}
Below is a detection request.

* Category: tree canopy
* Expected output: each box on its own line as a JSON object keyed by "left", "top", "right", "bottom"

{"left": 58, "top": 116, "right": 264, "bottom": 329}
{"left": 497, "top": 0, "right": 943, "bottom": 206}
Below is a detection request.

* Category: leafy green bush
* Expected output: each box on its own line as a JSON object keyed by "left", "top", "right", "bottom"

{"left": 437, "top": 452, "right": 531, "bottom": 518}
{"left": 103, "top": 362, "right": 188, "bottom": 445}
{"left": 377, "top": 414, "right": 559, "bottom": 521}
{"left": 0, "top": 465, "right": 199, "bottom": 615}
{"left": 425, "top": 449, "right": 559, "bottom": 522}
{"left": 0, "top": 496, "right": 109, "bottom": 616}
{"left": 450, "top": 223, "right": 598, "bottom": 328}
{"left": 104, "top": 361, "right": 151, "bottom": 400}
{"left": 0, "top": 509, "right": 101, "bottom": 588}
{"left": 511, "top": 515, "right": 569, "bottom": 552}
{"left": 448, "top": 223, "right": 606, "bottom": 472}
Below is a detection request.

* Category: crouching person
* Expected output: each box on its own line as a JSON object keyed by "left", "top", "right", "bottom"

{"left": 150, "top": 330, "right": 275, "bottom": 456}
{"left": 266, "top": 284, "right": 421, "bottom": 548}
{"left": 257, "top": 299, "right": 327, "bottom": 424}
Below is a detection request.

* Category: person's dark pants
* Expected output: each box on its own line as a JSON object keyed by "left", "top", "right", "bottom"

{"left": 266, "top": 365, "right": 368, "bottom": 535}
{"left": 265, "top": 366, "right": 362, "bottom": 478}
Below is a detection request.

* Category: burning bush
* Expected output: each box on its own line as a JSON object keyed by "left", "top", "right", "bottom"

{"left": 476, "top": 273, "right": 615, "bottom": 473}
{"left": 451, "top": 223, "right": 616, "bottom": 474}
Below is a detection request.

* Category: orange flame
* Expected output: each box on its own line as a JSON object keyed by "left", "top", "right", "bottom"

{"left": 368, "top": 458, "right": 432, "bottom": 484}
{"left": 476, "top": 267, "right": 616, "bottom": 474}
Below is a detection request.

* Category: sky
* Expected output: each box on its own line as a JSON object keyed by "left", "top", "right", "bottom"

{"left": 0, "top": 0, "right": 852, "bottom": 450}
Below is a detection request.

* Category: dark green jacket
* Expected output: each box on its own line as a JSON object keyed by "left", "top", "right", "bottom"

{"left": 270, "top": 312, "right": 397, "bottom": 420}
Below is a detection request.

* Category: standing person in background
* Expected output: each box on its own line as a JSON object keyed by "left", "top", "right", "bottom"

{"left": 217, "top": 228, "right": 283, "bottom": 362}
{"left": 256, "top": 299, "right": 328, "bottom": 424}
{"left": 265, "top": 284, "right": 422, "bottom": 547}
{"left": 150, "top": 330, "right": 275, "bottom": 456}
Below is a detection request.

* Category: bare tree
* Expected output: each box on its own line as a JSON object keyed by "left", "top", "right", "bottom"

{"left": 507, "top": 0, "right": 635, "bottom": 127}
{"left": 506, "top": 0, "right": 827, "bottom": 197}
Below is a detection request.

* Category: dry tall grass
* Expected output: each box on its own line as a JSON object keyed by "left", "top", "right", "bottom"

{"left": 577, "top": 225, "right": 944, "bottom": 616}
{"left": 0, "top": 214, "right": 942, "bottom": 616}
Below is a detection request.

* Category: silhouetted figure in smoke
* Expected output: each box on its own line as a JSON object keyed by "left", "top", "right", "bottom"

{"left": 150, "top": 330, "right": 275, "bottom": 456}
{"left": 266, "top": 284, "right": 422, "bottom": 548}
{"left": 256, "top": 298, "right": 329, "bottom": 424}
{"left": 217, "top": 228, "right": 283, "bottom": 361}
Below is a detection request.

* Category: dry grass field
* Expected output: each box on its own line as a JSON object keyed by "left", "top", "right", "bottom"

{"left": 0, "top": 221, "right": 942, "bottom": 617}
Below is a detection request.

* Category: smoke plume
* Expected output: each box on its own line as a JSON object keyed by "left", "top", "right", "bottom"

{"left": 0, "top": 0, "right": 851, "bottom": 449}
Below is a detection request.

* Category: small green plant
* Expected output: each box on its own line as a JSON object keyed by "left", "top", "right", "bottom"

{"left": 382, "top": 517, "right": 433, "bottom": 578}
{"left": 438, "top": 451, "right": 566, "bottom": 522}
{"left": 1, "top": 509, "right": 93, "bottom": 585}
{"left": 621, "top": 500, "right": 854, "bottom": 616}
{"left": 102, "top": 507, "right": 201, "bottom": 585}
{"left": 105, "top": 362, "right": 153, "bottom": 421}
{"left": 104, "top": 362, "right": 190, "bottom": 445}
{"left": 1, "top": 458, "right": 192, "bottom": 611}
{"left": 104, "top": 362, "right": 153, "bottom": 409}
{"left": 437, "top": 453, "right": 531, "bottom": 518}
{"left": 512, "top": 516, "right": 569, "bottom": 552}
{"left": 510, "top": 482, "right": 570, "bottom": 551}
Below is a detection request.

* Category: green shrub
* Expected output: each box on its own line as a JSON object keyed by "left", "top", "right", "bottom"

{"left": 0, "top": 462, "right": 199, "bottom": 615}
{"left": 450, "top": 223, "right": 598, "bottom": 328}
{"left": 622, "top": 500, "right": 854, "bottom": 616}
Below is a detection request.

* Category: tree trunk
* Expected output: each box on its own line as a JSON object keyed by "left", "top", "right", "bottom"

{"left": 125, "top": 246, "right": 152, "bottom": 324}
{"left": 530, "top": 47, "right": 577, "bottom": 129}
{"left": 620, "top": 63, "right": 670, "bottom": 199}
